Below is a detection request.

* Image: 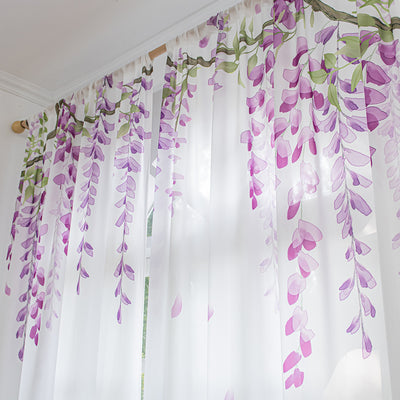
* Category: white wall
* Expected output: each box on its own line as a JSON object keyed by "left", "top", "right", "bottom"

{"left": 0, "top": 91, "right": 42, "bottom": 269}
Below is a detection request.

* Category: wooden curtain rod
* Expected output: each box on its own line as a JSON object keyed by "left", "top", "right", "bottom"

{"left": 11, "top": 44, "right": 167, "bottom": 134}
{"left": 149, "top": 44, "right": 167, "bottom": 60}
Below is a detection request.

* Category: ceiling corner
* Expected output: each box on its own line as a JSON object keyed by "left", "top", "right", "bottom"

{"left": 0, "top": 70, "right": 53, "bottom": 108}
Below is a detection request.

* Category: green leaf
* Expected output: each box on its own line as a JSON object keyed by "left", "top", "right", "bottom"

{"left": 75, "top": 120, "right": 83, "bottom": 133}
{"left": 295, "top": 11, "right": 305, "bottom": 23}
{"left": 360, "top": 39, "right": 370, "bottom": 57}
{"left": 170, "top": 76, "right": 176, "bottom": 90}
{"left": 182, "top": 79, "right": 188, "bottom": 93}
{"left": 378, "top": 28, "right": 394, "bottom": 42}
{"left": 41, "top": 177, "right": 49, "bottom": 188}
{"left": 282, "top": 32, "right": 289, "bottom": 42}
{"left": 340, "top": 36, "right": 359, "bottom": 45}
{"left": 24, "top": 184, "right": 34, "bottom": 202}
{"left": 238, "top": 71, "right": 245, "bottom": 88}
{"left": 308, "top": 69, "right": 328, "bottom": 84}
{"left": 233, "top": 33, "right": 240, "bottom": 60}
{"left": 357, "top": 13, "right": 376, "bottom": 27}
{"left": 351, "top": 63, "right": 363, "bottom": 92}
{"left": 310, "top": 10, "right": 314, "bottom": 27}
{"left": 162, "top": 87, "right": 174, "bottom": 99}
{"left": 247, "top": 54, "right": 258, "bottom": 76}
{"left": 43, "top": 113, "right": 48, "bottom": 122}
{"left": 25, "top": 166, "right": 36, "bottom": 178}
{"left": 121, "top": 91, "right": 131, "bottom": 101}
{"left": 117, "top": 123, "right": 130, "bottom": 138}
{"left": 276, "top": 10, "right": 286, "bottom": 24}
{"left": 328, "top": 83, "right": 341, "bottom": 111}
{"left": 216, "top": 61, "right": 239, "bottom": 73}
{"left": 249, "top": 19, "right": 254, "bottom": 35}
{"left": 324, "top": 53, "right": 336, "bottom": 69}
{"left": 240, "top": 18, "right": 246, "bottom": 34}
{"left": 82, "top": 128, "right": 91, "bottom": 138}
{"left": 188, "top": 67, "right": 198, "bottom": 78}
{"left": 34, "top": 169, "right": 43, "bottom": 184}
{"left": 338, "top": 36, "right": 361, "bottom": 58}
{"left": 84, "top": 103, "right": 89, "bottom": 115}
{"left": 130, "top": 104, "right": 140, "bottom": 113}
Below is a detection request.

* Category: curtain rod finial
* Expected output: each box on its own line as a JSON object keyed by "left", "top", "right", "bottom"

{"left": 11, "top": 120, "right": 28, "bottom": 134}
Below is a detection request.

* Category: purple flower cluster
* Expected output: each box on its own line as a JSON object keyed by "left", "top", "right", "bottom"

{"left": 272, "top": 33, "right": 325, "bottom": 389}
{"left": 113, "top": 77, "right": 152, "bottom": 324}
{"left": 284, "top": 220, "right": 321, "bottom": 388}
{"left": 158, "top": 56, "right": 197, "bottom": 216}
{"left": 8, "top": 114, "right": 53, "bottom": 359}
{"left": 240, "top": 35, "right": 275, "bottom": 210}
{"left": 45, "top": 102, "right": 81, "bottom": 330}
{"left": 238, "top": 18, "right": 278, "bottom": 302}
{"left": 324, "top": 83, "right": 376, "bottom": 358}
{"left": 369, "top": 40, "right": 400, "bottom": 250}
{"left": 76, "top": 80, "right": 114, "bottom": 294}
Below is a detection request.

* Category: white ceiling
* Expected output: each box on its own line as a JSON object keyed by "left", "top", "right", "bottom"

{"left": 0, "top": 0, "right": 241, "bottom": 106}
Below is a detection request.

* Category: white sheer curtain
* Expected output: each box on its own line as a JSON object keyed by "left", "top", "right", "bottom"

{"left": 2, "top": 0, "right": 400, "bottom": 399}
{"left": 144, "top": 0, "right": 399, "bottom": 399}
{"left": 1, "top": 57, "right": 153, "bottom": 400}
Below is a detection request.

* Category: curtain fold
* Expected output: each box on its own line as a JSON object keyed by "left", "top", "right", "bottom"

{"left": 1, "top": 57, "right": 153, "bottom": 400}
{"left": 2, "top": 0, "right": 400, "bottom": 399}
{"left": 145, "top": 0, "right": 399, "bottom": 399}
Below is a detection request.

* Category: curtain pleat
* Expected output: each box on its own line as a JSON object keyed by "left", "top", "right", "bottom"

{"left": 1, "top": 57, "right": 153, "bottom": 400}
{"left": 2, "top": 0, "right": 400, "bottom": 399}
{"left": 145, "top": 1, "right": 398, "bottom": 399}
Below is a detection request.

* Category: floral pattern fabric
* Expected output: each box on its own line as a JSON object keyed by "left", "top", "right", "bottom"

{"left": 146, "top": 0, "right": 400, "bottom": 399}
{"left": 2, "top": 0, "right": 400, "bottom": 399}
{"left": 1, "top": 58, "right": 153, "bottom": 400}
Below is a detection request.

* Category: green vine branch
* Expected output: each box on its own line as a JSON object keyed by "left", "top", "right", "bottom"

{"left": 24, "top": 0, "right": 400, "bottom": 169}
{"left": 304, "top": 0, "right": 400, "bottom": 30}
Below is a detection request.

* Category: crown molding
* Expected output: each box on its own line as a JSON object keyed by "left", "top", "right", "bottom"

{"left": 0, "top": 70, "right": 53, "bottom": 107}
{"left": 1, "top": 0, "right": 241, "bottom": 106}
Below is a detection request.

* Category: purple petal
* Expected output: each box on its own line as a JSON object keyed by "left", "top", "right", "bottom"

{"left": 365, "top": 61, "right": 390, "bottom": 86}
{"left": 208, "top": 305, "right": 214, "bottom": 321}
{"left": 287, "top": 273, "right": 306, "bottom": 305}
{"left": 315, "top": 25, "right": 337, "bottom": 45}
{"left": 346, "top": 314, "right": 361, "bottom": 334}
{"left": 121, "top": 292, "right": 131, "bottom": 305}
{"left": 356, "top": 262, "right": 376, "bottom": 289}
{"left": 298, "top": 251, "right": 318, "bottom": 277}
{"left": 283, "top": 351, "right": 301, "bottom": 373}
{"left": 343, "top": 148, "right": 370, "bottom": 167}
{"left": 349, "top": 190, "right": 372, "bottom": 216}
{"left": 171, "top": 295, "right": 182, "bottom": 318}
{"left": 378, "top": 40, "right": 397, "bottom": 65}
{"left": 300, "top": 333, "right": 312, "bottom": 357}
{"left": 124, "top": 264, "right": 135, "bottom": 280}
{"left": 362, "top": 333, "right": 372, "bottom": 359}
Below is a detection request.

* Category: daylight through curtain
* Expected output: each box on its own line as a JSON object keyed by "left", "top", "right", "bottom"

{"left": 2, "top": 0, "right": 400, "bottom": 399}
{"left": 145, "top": 0, "right": 400, "bottom": 399}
